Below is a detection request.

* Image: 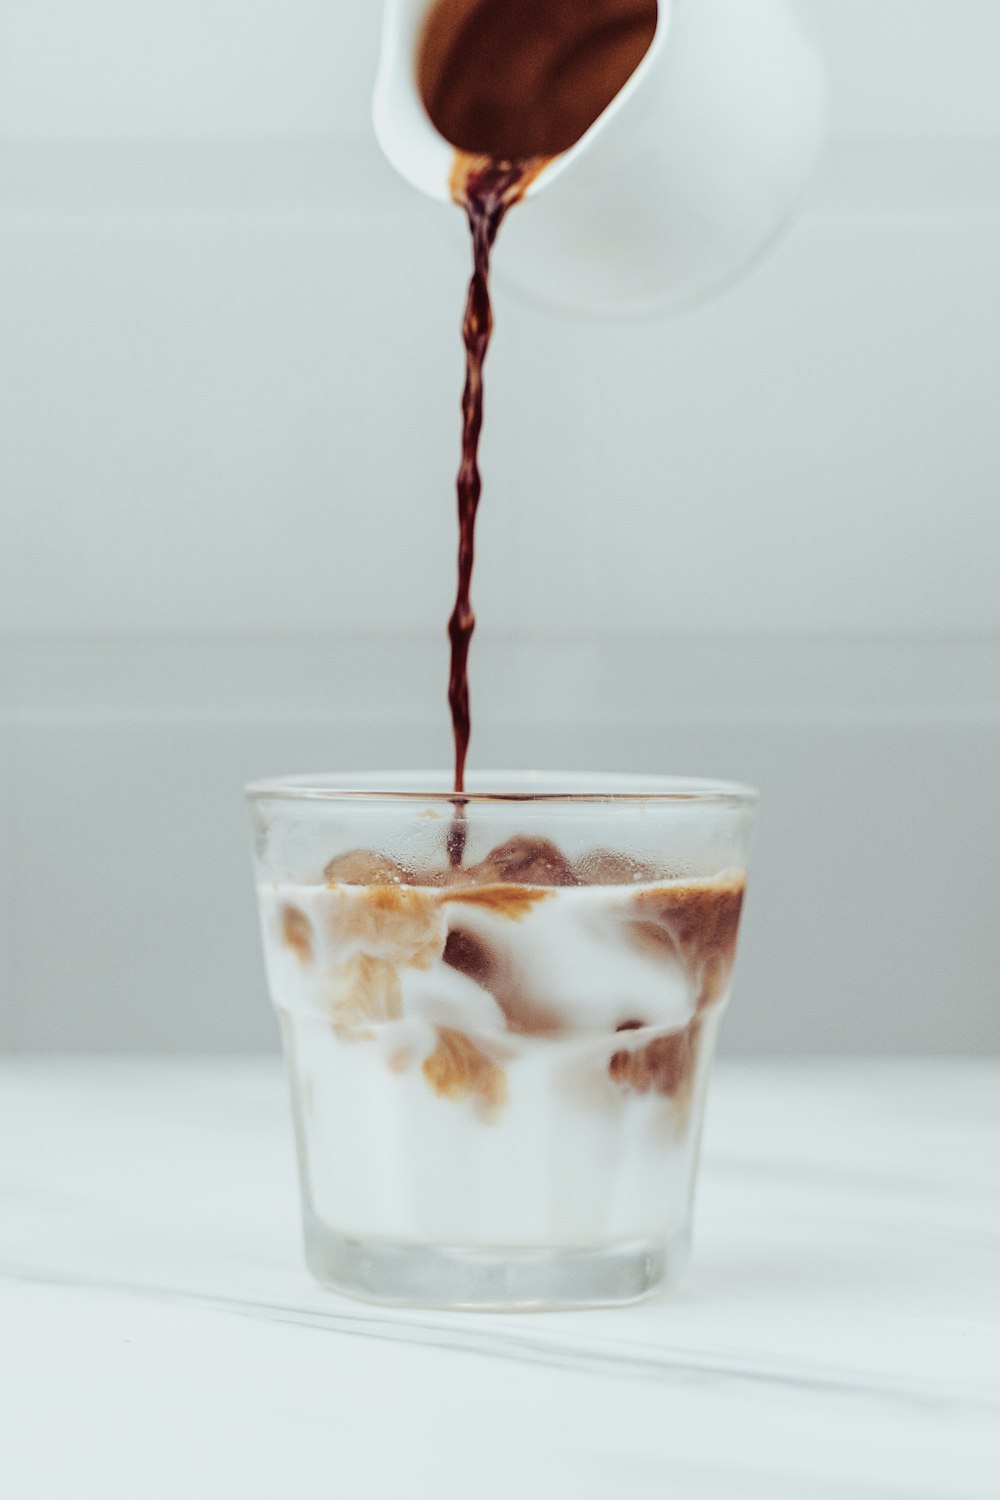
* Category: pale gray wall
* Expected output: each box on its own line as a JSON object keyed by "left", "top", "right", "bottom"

{"left": 1, "top": 1, "right": 999, "bottom": 1053}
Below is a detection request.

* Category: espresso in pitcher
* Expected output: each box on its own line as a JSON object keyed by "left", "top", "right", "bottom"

{"left": 417, "top": 0, "right": 658, "bottom": 804}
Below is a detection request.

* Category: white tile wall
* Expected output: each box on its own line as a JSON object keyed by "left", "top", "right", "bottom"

{"left": 807, "top": 0, "right": 1000, "bottom": 140}
{"left": 0, "top": 1, "right": 378, "bottom": 140}
{"left": 1, "top": 146, "right": 998, "bottom": 637}
{"left": 1, "top": 0, "right": 998, "bottom": 1052}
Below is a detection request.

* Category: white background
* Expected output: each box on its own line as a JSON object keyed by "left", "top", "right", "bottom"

{"left": 0, "top": 0, "right": 998, "bottom": 1052}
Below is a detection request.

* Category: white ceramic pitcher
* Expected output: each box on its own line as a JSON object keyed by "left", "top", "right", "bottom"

{"left": 374, "top": 0, "right": 827, "bottom": 315}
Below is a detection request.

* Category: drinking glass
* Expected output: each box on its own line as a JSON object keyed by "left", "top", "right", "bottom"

{"left": 248, "top": 772, "right": 756, "bottom": 1309}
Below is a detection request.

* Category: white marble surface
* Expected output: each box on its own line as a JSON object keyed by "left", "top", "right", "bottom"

{"left": 0, "top": 1059, "right": 997, "bottom": 1499}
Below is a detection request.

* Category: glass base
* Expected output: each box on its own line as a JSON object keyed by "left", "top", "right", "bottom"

{"left": 302, "top": 1214, "right": 690, "bottom": 1310}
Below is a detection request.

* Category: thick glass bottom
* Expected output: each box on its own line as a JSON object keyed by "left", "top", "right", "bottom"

{"left": 302, "top": 1213, "right": 691, "bottom": 1310}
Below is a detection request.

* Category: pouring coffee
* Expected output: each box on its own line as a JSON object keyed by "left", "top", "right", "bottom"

{"left": 376, "top": 0, "right": 825, "bottom": 804}
{"left": 418, "top": 0, "right": 660, "bottom": 801}
{"left": 376, "top": 0, "right": 827, "bottom": 315}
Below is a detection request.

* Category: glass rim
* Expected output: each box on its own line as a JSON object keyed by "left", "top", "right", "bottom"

{"left": 245, "top": 771, "right": 759, "bottom": 808}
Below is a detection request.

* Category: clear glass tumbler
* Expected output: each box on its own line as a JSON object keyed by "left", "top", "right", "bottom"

{"left": 247, "top": 772, "right": 756, "bottom": 1309}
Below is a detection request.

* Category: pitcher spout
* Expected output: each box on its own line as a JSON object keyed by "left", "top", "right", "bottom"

{"left": 373, "top": 0, "right": 827, "bottom": 315}
{"left": 374, "top": 0, "right": 669, "bottom": 204}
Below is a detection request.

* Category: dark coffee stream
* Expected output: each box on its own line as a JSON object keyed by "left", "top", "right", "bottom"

{"left": 420, "top": 0, "right": 659, "bottom": 846}
{"left": 445, "top": 156, "right": 541, "bottom": 864}
{"left": 447, "top": 156, "right": 541, "bottom": 799}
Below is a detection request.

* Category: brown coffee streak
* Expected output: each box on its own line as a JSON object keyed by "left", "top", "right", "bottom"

{"left": 609, "top": 1018, "right": 703, "bottom": 1103}
{"left": 442, "top": 882, "right": 554, "bottom": 918}
{"left": 443, "top": 927, "right": 494, "bottom": 990}
{"left": 443, "top": 925, "right": 567, "bottom": 1037}
{"left": 631, "top": 876, "right": 745, "bottom": 1011}
{"left": 280, "top": 904, "right": 313, "bottom": 966}
{"left": 423, "top": 1025, "right": 508, "bottom": 1111}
